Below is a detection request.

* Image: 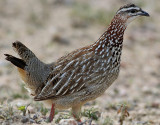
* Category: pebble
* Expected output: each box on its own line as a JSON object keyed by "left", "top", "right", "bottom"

{"left": 21, "top": 116, "right": 29, "bottom": 123}
{"left": 59, "top": 119, "right": 78, "bottom": 125}
{"left": 29, "top": 119, "right": 35, "bottom": 123}
{"left": 33, "top": 114, "right": 38, "bottom": 120}
{"left": 28, "top": 106, "right": 35, "bottom": 114}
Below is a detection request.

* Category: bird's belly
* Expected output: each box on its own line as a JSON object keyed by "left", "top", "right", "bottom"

{"left": 52, "top": 75, "right": 119, "bottom": 109}
{"left": 52, "top": 86, "right": 107, "bottom": 109}
{"left": 47, "top": 68, "right": 120, "bottom": 109}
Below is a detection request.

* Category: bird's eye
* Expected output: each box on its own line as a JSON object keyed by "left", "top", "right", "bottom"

{"left": 130, "top": 10, "right": 137, "bottom": 13}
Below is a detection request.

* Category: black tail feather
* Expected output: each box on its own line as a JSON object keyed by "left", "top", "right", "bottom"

{"left": 4, "top": 54, "right": 27, "bottom": 69}
{"left": 12, "top": 41, "right": 37, "bottom": 62}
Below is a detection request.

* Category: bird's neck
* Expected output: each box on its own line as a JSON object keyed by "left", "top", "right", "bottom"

{"left": 107, "top": 15, "right": 127, "bottom": 42}
{"left": 92, "top": 16, "right": 127, "bottom": 54}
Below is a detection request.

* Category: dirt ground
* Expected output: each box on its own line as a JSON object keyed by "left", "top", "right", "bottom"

{"left": 0, "top": 0, "right": 160, "bottom": 125}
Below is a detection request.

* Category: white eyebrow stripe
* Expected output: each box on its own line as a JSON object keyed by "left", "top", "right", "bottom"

{"left": 117, "top": 7, "right": 140, "bottom": 14}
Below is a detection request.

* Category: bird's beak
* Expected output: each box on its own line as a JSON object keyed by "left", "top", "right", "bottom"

{"left": 138, "top": 10, "right": 150, "bottom": 17}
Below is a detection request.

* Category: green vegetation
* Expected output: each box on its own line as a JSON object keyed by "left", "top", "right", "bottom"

{"left": 82, "top": 107, "right": 100, "bottom": 121}
{"left": 17, "top": 104, "right": 30, "bottom": 116}
{"left": 55, "top": 113, "right": 70, "bottom": 124}
{"left": 0, "top": 103, "right": 15, "bottom": 120}
{"left": 40, "top": 106, "right": 48, "bottom": 116}
{"left": 17, "top": 106, "right": 26, "bottom": 116}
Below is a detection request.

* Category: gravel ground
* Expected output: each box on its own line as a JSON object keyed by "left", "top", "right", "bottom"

{"left": 0, "top": 0, "right": 160, "bottom": 125}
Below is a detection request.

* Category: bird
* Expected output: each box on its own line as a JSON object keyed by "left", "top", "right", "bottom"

{"left": 5, "top": 3, "right": 149, "bottom": 123}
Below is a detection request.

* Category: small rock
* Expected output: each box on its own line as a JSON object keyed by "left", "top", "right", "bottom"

{"left": 28, "top": 106, "right": 35, "bottom": 114}
{"left": 133, "top": 121, "right": 148, "bottom": 125}
{"left": 29, "top": 119, "right": 35, "bottom": 123}
{"left": 151, "top": 102, "right": 159, "bottom": 108}
{"left": 21, "top": 116, "right": 29, "bottom": 123}
{"left": 2, "top": 121, "right": 10, "bottom": 125}
{"left": 59, "top": 119, "right": 77, "bottom": 125}
{"left": 37, "top": 120, "right": 42, "bottom": 124}
{"left": 33, "top": 114, "right": 38, "bottom": 120}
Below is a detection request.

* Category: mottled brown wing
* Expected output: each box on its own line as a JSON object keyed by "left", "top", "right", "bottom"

{"left": 34, "top": 49, "right": 97, "bottom": 101}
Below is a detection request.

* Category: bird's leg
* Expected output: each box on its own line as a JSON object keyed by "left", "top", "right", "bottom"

{"left": 48, "top": 103, "right": 55, "bottom": 122}
{"left": 72, "top": 104, "right": 82, "bottom": 122}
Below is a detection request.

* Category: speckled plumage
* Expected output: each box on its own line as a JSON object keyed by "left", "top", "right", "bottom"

{"left": 5, "top": 3, "right": 149, "bottom": 122}
{"left": 34, "top": 15, "right": 126, "bottom": 107}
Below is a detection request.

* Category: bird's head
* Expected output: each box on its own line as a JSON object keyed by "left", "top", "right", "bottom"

{"left": 116, "top": 4, "right": 149, "bottom": 24}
